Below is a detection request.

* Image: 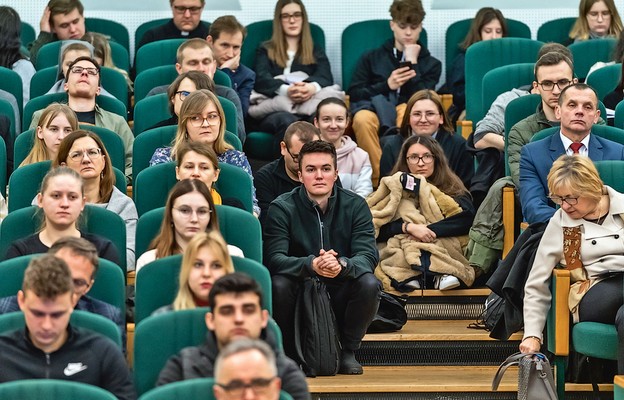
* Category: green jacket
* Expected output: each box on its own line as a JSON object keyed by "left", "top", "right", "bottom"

{"left": 263, "top": 185, "right": 378, "bottom": 280}
{"left": 507, "top": 104, "right": 557, "bottom": 187}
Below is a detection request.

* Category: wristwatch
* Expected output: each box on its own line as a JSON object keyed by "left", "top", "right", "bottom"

{"left": 338, "top": 257, "right": 348, "bottom": 270}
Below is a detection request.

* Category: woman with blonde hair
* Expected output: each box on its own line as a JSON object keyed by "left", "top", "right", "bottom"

{"left": 521, "top": 155, "right": 624, "bottom": 373}
{"left": 21, "top": 103, "right": 78, "bottom": 167}
{"left": 53, "top": 130, "right": 137, "bottom": 270}
{"left": 569, "top": 0, "right": 623, "bottom": 42}
{"left": 168, "top": 231, "right": 235, "bottom": 312}
{"left": 249, "top": 0, "right": 335, "bottom": 157}
{"left": 150, "top": 89, "right": 259, "bottom": 215}
{"left": 380, "top": 89, "right": 473, "bottom": 188}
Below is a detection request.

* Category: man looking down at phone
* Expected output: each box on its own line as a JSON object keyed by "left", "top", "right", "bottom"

{"left": 347, "top": 0, "right": 441, "bottom": 187}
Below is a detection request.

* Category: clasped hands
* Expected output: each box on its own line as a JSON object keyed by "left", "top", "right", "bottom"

{"left": 287, "top": 82, "right": 316, "bottom": 104}
{"left": 312, "top": 249, "right": 342, "bottom": 278}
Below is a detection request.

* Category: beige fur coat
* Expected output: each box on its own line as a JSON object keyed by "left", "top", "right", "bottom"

{"left": 366, "top": 172, "right": 475, "bottom": 290}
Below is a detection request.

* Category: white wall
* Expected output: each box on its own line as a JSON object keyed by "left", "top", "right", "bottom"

{"left": 7, "top": 0, "right": 580, "bottom": 87}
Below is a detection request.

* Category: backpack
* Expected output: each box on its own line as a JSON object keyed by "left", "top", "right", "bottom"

{"left": 468, "top": 292, "right": 505, "bottom": 332}
{"left": 294, "top": 276, "right": 340, "bottom": 377}
{"left": 367, "top": 291, "right": 408, "bottom": 333}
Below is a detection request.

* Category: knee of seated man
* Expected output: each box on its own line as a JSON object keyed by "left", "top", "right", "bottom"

{"left": 352, "top": 273, "right": 382, "bottom": 296}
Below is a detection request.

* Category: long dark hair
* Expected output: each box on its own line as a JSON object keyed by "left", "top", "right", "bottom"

{"left": 391, "top": 135, "right": 468, "bottom": 197}
{"left": 460, "top": 7, "right": 507, "bottom": 50}
{"left": 0, "top": 6, "right": 24, "bottom": 68}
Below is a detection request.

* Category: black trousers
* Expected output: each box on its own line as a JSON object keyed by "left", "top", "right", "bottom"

{"left": 578, "top": 274, "right": 624, "bottom": 373}
{"left": 272, "top": 273, "right": 381, "bottom": 360}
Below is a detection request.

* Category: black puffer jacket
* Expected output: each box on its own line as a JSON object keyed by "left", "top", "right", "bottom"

{"left": 156, "top": 324, "right": 310, "bottom": 400}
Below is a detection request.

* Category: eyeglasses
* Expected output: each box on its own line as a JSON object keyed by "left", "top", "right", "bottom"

{"left": 587, "top": 10, "right": 611, "bottom": 19}
{"left": 173, "top": 206, "right": 211, "bottom": 219}
{"left": 72, "top": 278, "right": 90, "bottom": 290}
{"left": 280, "top": 12, "right": 303, "bottom": 21}
{"left": 411, "top": 111, "right": 440, "bottom": 120}
{"left": 189, "top": 113, "right": 220, "bottom": 127}
{"left": 406, "top": 153, "right": 434, "bottom": 165}
{"left": 536, "top": 79, "right": 573, "bottom": 91}
{"left": 548, "top": 195, "right": 579, "bottom": 206}
{"left": 285, "top": 146, "right": 299, "bottom": 162}
{"left": 176, "top": 90, "right": 191, "bottom": 101}
{"left": 68, "top": 148, "right": 102, "bottom": 162}
{"left": 70, "top": 66, "right": 99, "bottom": 76}
{"left": 216, "top": 377, "right": 277, "bottom": 397}
{"left": 173, "top": 5, "right": 203, "bottom": 14}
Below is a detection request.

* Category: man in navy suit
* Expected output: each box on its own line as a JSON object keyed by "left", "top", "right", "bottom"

{"left": 519, "top": 83, "right": 624, "bottom": 224}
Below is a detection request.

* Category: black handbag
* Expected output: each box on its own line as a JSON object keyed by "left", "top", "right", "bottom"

{"left": 366, "top": 291, "right": 408, "bottom": 333}
{"left": 492, "top": 352, "right": 557, "bottom": 400}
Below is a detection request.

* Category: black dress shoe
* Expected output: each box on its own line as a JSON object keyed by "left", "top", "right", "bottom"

{"left": 338, "top": 349, "right": 363, "bottom": 374}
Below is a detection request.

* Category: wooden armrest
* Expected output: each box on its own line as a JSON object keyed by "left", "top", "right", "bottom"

{"left": 501, "top": 186, "right": 516, "bottom": 259}
{"left": 456, "top": 120, "right": 472, "bottom": 140}
{"left": 126, "top": 322, "right": 135, "bottom": 367}
{"left": 548, "top": 269, "right": 571, "bottom": 356}
{"left": 127, "top": 270, "right": 136, "bottom": 286}
{"left": 614, "top": 375, "right": 624, "bottom": 388}
{"left": 440, "top": 94, "right": 453, "bottom": 112}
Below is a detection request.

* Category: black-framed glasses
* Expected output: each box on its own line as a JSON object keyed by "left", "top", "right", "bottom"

{"left": 173, "top": 5, "right": 203, "bottom": 14}
{"left": 536, "top": 79, "right": 573, "bottom": 91}
{"left": 216, "top": 377, "right": 277, "bottom": 397}
{"left": 548, "top": 195, "right": 579, "bottom": 205}
{"left": 68, "top": 148, "right": 102, "bottom": 162}
{"left": 406, "top": 153, "right": 434, "bottom": 165}
{"left": 285, "top": 146, "right": 299, "bottom": 162}
{"left": 70, "top": 66, "right": 99, "bottom": 76}
{"left": 280, "top": 12, "right": 303, "bottom": 21}
{"left": 72, "top": 278, "right": 90, "bottom": 290}
{"left": 176, "top": 90, "right": 190, "bottom": 101}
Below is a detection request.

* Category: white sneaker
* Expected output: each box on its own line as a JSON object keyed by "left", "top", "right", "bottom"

{"left": 404, "top": 279, "right": 421, "bottom": 290}
{"left": 436, "top": 275, "right": 460, "bottom": 290}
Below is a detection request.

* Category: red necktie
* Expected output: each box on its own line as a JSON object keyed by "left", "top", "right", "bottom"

{"left": 570, "top": 142, "right": 583, "bottom": 154}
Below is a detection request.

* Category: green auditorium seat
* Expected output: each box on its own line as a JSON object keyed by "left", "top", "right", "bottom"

{"left": 0, "top": 379, "right": 117, "bottom": 399}
{"left": 0, "top": 204, "right": 128, "bottom": 272}
{"left": 85, "top": 17, "right": 131, "bottom": 54}
{"left": 445, "top": 18, "right": 531, "bottom": 84}
{"left": 586, "top": 63, "right": 621, "bottom": 102}
{"left": 536, "top": 17, "right": 576, "bottom": 44}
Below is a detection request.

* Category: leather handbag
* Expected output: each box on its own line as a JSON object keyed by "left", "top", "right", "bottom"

{"left": 492, "top": 352, "right": 557, "bottom": 400}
